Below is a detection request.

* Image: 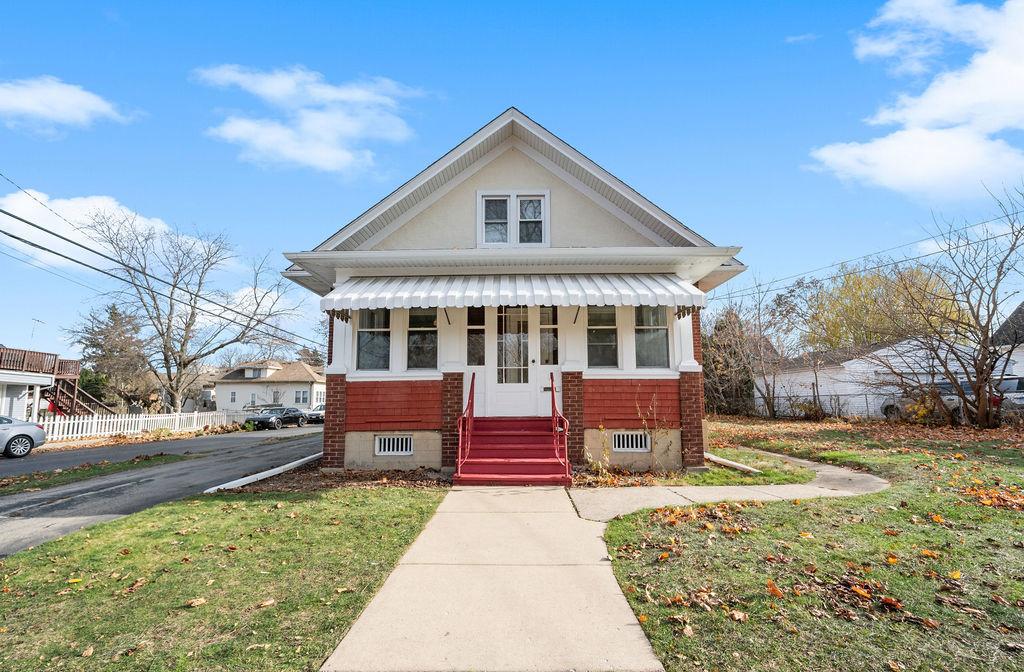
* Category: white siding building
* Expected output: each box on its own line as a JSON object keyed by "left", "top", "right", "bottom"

{"left": 214, "top": 361, "right": 326, "bottom": 411}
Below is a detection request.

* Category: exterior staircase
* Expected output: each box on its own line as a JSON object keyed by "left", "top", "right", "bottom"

{"left": 42, "top": 378, "right": 115, "bottom": 416}
{"left": 454, "top": 373, "right": 572, "bottom": 487}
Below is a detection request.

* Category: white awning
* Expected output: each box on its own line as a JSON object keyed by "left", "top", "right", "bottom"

{"left": 320, "top": 274, "right": 705, "bottom": 311}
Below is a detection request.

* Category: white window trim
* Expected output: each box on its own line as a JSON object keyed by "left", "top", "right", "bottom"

{"left": 476, "top": 189, "right": 551, "bottom": 248}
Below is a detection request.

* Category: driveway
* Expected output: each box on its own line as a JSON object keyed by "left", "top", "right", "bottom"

{"left": 321, "top": 485, "right": 663, "bottom": 672}
{"left": 0, "top": 425, "right": 322, "bottom": 477}
{"left": 0, "top": 427, "right": 322, "bottom": 556}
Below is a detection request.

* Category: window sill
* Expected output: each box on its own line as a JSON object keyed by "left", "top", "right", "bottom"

{"left": 582, "top": 369, "right": 681, "bottom": 380}
{"left": 346, "top": 371, "right": 444, "bottom": 381}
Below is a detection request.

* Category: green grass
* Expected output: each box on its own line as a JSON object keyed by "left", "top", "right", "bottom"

{"left": 0, "top": 487, "right": 445, "bottom": 671}
{"left": 657, "top": 446, "right": 815, "bottom": 486}
{"left": 607, "top": 419, "right": 1024, "bottom": 672}
{"left": 0, "top": 453, "right": 188, "bottom": 497}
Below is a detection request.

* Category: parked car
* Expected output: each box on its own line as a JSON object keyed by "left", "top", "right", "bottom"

{"left": 245, "top": 407, "right": 308, "bottom": 430}
{"left": 0, "top": 415, "right": 46, "bottom": 458}
{"left": 306, "top": 403, "right": 326, "bottom": 424}
{"left": 996, "top": 377, "right": 1024, "bottom": 417}
{"left": 881, "top": 380, "right": 1005, "bottom": 421}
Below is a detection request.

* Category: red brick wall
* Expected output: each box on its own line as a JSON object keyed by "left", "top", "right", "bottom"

{"left": 345, "top": 380, "right": 443, "bottom": 431}
{"left": 679, "top": 371, "right": 705, "bottom": 467}
{"left": 691, "top": 308, "right": 702, "bottom": 365}
{"left": 441, "top": 372, "right": 463, "bottom": 469}
{"left": 323, "top": 374, "right": 347, "bottom": 469}
{"left": 582, "top": 379, "right": 681, "bottom": 430}
{"left": 561, "top": 371, "right": 584, "bottom": 463}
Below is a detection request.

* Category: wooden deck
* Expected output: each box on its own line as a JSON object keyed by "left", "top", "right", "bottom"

{"left": 0, "top": 347, "right": 81, "bottom": 379}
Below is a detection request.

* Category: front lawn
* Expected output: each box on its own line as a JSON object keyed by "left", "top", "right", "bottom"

{"left": 0, "top": 486, "right": 444, "bottom": 671}
{"left": 607, "top": 417, "right": 1024, "bottom": 672}
{"left": 0, "top": 453, "right": 188, "bottom": 497}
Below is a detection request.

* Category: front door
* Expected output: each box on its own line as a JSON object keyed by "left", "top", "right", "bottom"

{"left": 487, "top": 306, "right": 535, "bottom": 416}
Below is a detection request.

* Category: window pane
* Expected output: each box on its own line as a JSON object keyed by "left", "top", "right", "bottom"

{"left": 357, "top": 332, "right": 390, "bottom": 370}
{"left": 467, "top": 306, "right": 485, "bottom": 327}
{"left": 636, "top": 329, "right": 670, "bottom": 368}
{"left": 519, "top": 198, "right": 541, "bottom": 220}
{"left": 519, "top": 221, "right": 543, "bottom": 243}
{"left": 587, "top": 329, "right": 618, "bottom": 367}
{"left": 484, "top": 198, "right": 507, "bottom": 221}
{"left": 467, "top": 330, "right": 485, "bottom": 366}
{"left": 635, "top": 306, "right": 667, "bottom": 327}
{"left": 539, "top": 306, "right": 558, "bottom": 326}
{"left": 361, "top": 308, "right": 390, "bottom": 330}
{"left": 541, "top": 329, "right": 558, "bottom": 365}
{"left": 588, "top": 306, "right": 617, "bottom": 327}
{"left": 409, "top": 308, "right": 437, "bottom": 329}
{"left": 484, "top": 222, "right": 508, "bottom": 243}
{"left": 407, "top": 332, "right": 438, "bottom": 369}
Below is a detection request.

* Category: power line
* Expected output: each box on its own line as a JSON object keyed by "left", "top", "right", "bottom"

{"left": 0, "top": 205, "right": 320, "bottom": 349}
{"left": 711, "top": 219, "right": 1021, "bottom": 304}
{"left": 0, "top": 241, "right": 104, "bottom": 294}
{"left": 712, "top": 208, "right": 1024, "bottom": 303}
{"left": 0, "top": 224, "right": 316, "bottom": 351}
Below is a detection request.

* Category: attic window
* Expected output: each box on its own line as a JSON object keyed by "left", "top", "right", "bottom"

{"left": 477, "top": 191, "right": 549, "bottom": 248}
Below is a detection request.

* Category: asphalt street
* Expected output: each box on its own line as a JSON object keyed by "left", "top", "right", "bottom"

{"left": 0, "top": 426, "right": 323, "bottom": 555}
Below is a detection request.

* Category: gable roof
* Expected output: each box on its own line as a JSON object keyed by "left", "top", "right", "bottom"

{"left": 995, "top": 301, "right": 1024, "bottom": 347}
{"left": 778, "top": 342, "right": 895, "bottom": 373}
{"left": 312, "top": 107, "right": 712, "bottom": 253}
{"left": 216, "top": 361, "right": 325, "bottom": 384}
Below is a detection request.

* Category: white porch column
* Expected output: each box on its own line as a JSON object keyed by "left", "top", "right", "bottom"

{"left": 676, "top": 310, "right": 702, "bottom": 373}
{"left": 31, "top": 384, "right": 41, "bottom": 421}
{"left": 560, "top": 306, "right": 586, "bottom": 371}
{"left": 327, "top": 315, "right": 352, "bottom": 375}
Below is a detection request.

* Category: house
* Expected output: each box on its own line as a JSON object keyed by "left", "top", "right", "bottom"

{"left": 760, "top": 340, "right": 974, "bottom": 419}
{"left": 214, "top": 360, "right": 326, "bottom": 411}
{"left": 283, "top": 108, "right": 745, "bottom": 483}
{"left": 994, "top": 300, "right": 1024, "bottom": 376}
{"left": 0, "top": 346, "right": 109, "bottom": 420}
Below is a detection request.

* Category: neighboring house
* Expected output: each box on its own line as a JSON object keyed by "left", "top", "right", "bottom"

{"left": 759, "top": 340, "right": 972, "bottom": 418}
{"left": 283, "top": 108, "right": 745, "bottom": 481}
{"left": 994, "top": 300, "right": 1024, "bottom": 376}
{"left": 214, "top": 360, "right": 326, "bottom": 411}
{"left": 0, "top": 346, "right": 107, "bottom": 420}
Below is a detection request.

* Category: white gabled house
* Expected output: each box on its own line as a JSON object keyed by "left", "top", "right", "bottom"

{"left": 284, "top": 108, "right": 745, "bottom": 483}
{"left": 214, "top": 360, "right": 326, "bottom": 411}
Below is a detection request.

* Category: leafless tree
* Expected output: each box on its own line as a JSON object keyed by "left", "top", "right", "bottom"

{"left": 857, "top": 189, "right": 1024, "bottom": 428}
{"left": 85, "top": 209, "right": 300, "bottom": 413}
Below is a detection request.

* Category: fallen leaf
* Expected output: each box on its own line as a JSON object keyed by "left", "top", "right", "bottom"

{"left": 947, "top": 570, "right": 962, "bottom": 580}
{"left": 920, "top": 549, "right": 940, "bottom": 559}
{"left": 66, "top": 578, "right": 82, "bottom": 584}
{"left": 637, "top": 614, "right": 648, "bottom": 624}
{"left": 255, "top": 598, "right": 276, "bottom": 609}
{"left": 886, "top": 554, "right": 900, "bottom": 565}
{"left": 930, "top": 514, "right": 945, "bottom": 524}
{"left": 799, "top": 531, "right": 814, "bottom": 539}
{"left": 185, "top": 597, "right": 207, "bottom": 608}
{"left": 851, "top": 586, "right": 872, "bottom": 600}
{"left": 766, "top": 579, "right": 785, "bottom": 599}
{"left": 82, "top": 646, "right": 94, "bottom": 657}
{"left": 657, "top": 552, "right": 670, "bottom": 562}
{"left": 881, "top": 596, "right": 904, "bottom": 611}
{"left": 728, "top": 609, "right": 749, "bottom": 622}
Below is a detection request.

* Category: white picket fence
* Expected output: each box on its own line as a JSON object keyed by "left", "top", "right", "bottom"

{"left": 41, "top": 410, "right": 251, "bottom": 442}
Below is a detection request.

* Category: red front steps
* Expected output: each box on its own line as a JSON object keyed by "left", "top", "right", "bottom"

{"left": 454, "top": 416, "right": 572, "bottom": 487}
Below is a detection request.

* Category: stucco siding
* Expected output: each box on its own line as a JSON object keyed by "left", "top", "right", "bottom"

{"left": 372, "top": 147, "right": 655, "bottom": 251}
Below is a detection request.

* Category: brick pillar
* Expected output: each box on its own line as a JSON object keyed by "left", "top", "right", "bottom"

{"left": 561, "top": 371, "right": 584, "bottom": 464}
{"left": 680, "top": 308, "right": 705, "bottom": 469}
{"left": 322, "top": 374, "right": 347, "bottom": 471}
{"left": 441, "top": 372, "right": 464, "bottom": 470}
{"left": 326, "top": 316, "right": 335, "bottom": 366}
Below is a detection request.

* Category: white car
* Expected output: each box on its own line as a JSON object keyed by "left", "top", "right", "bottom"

{"left": 306, "top": 404, "right": 326, "bottom": 424}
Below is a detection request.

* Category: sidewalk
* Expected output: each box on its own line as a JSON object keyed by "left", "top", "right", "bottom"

{"left": 320, "top": 485, "right": 663, "bottom": 672}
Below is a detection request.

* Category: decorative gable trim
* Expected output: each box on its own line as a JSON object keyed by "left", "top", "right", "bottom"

{"left": 311, "top": 108, "right": 710, "bottom": 254}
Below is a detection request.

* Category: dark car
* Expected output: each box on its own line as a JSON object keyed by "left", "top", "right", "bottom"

{"left": 246, "top": 407, "right": 308, "bottom": 430}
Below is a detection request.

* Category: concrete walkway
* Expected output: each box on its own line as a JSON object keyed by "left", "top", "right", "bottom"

{"left": 321, "top": 485, "right": 663, "bottom": 672}
{"left": 569, "top": 451, "right": 889, "bottom": 522}
{"left": 321, "top": 454, "right": 888, "bottom": 672}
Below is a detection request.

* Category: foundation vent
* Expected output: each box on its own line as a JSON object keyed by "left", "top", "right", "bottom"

{"left": 374, "top": 434, "right": 414, "bottom": 456}
{"left": 611, "top": 431, "right": 651, "bottom": 453}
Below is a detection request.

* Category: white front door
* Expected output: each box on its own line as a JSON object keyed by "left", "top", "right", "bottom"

{"left": 486, "top": 305, "right": 536, "bottom": 416}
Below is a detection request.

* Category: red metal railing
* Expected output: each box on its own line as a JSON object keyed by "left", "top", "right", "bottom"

{"left": 550, "top": 372, "right": 570, "bottom": 479}
{"left": 456, "top": 372, "right": 477, "bottom": 476}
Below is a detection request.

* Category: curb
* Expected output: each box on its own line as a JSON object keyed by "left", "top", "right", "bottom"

{"left": 203, "top": 452, "right": 323, "bottom": 493}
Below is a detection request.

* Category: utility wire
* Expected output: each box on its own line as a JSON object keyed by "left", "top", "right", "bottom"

{"left": 0, "top": 241, "right": 104, "bottom": 293}
{"left": 711, "top": 222, "right": 1020, "bottom": 304}
{"left": 0, "top": 224, "right": 315, "bottom": 350}
{"left": 0, "top": 205, "right": 320, "bottom": 348}
{"left": 711, "top": 208, "right": 1024, "bottom": 303}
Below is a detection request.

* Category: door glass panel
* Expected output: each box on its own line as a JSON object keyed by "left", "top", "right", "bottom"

{"left": 497, "top": 306, "right": 529, "bottom": 384}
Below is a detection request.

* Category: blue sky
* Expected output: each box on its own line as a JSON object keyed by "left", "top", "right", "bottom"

{"left": 1, "top": 0, "right": 1020, "bottom": 356}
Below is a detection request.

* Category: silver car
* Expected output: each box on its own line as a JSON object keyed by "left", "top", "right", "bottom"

{"left": 307, "top": 403, "right": 326, "bottom": 424}
{"left": 0, "top": 415, "right": 46, "bottom": 458}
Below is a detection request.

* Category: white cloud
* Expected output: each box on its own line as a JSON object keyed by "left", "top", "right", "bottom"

{"left": 0, "top": 76, "right": 126, "bottom": 134}
{"left": 194, "top": 64, "right": 421, "bottom": 173}
{"left": 814, "top": 0, "right": 1024, "bottom": 200}
{"left": 0, "top": 190, "right": 168, "bottom": 269}
{"left": 785, "top": 33, "right": 820, "bottom": 44}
